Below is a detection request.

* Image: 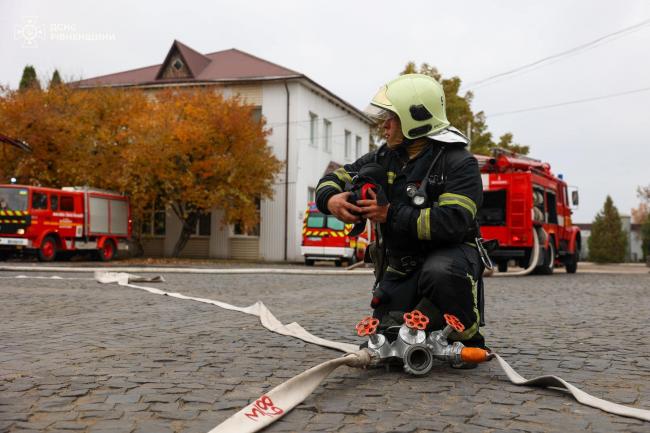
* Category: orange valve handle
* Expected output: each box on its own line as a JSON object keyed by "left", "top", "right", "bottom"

{"left": 460, "top": 347, "right": 492, "bottom": 363}
{"left": 443, "top": 314, "right": 465, "bottom": 333}
{"left": 355, "top": 316, "right": 379, "bottom": 337}
{"left": 403, "top": 310, "right": 429, "bottom": 331}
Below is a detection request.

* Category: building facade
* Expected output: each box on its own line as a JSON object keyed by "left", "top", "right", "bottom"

{"left": 76, "top": 40, "right": 373, "bottom": 261}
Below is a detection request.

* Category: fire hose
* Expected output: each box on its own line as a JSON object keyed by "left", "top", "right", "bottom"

{"left": 488, "top": 227, "right": 541, "bottom": 277}
{"left": 7, "top": 272, "right": 649, "bottom": 431}
{"left": 90, "top": 271, "right": 650, "bottom": 431}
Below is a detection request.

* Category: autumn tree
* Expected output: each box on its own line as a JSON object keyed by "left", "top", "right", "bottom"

{"left": 399, "top": 62, "right": 528, "bottom": 155}
{"left": 0, "top": 85, "right": 280, "bottom": 257}
{"left": 19, "top": 65, "right": 41, "bottom": 91}
{"left": 0, "top": 85, "right": 148, "bottom": 191}
{"left": 588, "top": 195, "right": 627, "bottom": 263}
{"left": 631, "top": 185, "right": 650, "bottom": 224}
{"left": 122, "top": 89, "right": 281, "bottom": 256}
{"left": 633, "top": 185, "right": 650, "bottom": 260}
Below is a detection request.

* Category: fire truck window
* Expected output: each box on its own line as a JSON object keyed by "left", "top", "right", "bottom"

{"left": 326, "top": 216, "right": 345, "bottom": 231}
{"left": 0, "top": 188, "right": 28, "bottom": 211}
{"left": 478, "top": 190, "right": 506, "bottom": 226}
{"left": 60, "top": 195, "right": 74, "bottom": 211}
{"left": 32, "top": 192, "right": 48, "bottom": 210}
{"left": 547, "top": 192, "right": 558, "bottom": 224}
{"left": 307, "top": 213, "right": 325, "bottom": 228}
{"left": 51, "top": 195, "right": 59, "bottom": 211}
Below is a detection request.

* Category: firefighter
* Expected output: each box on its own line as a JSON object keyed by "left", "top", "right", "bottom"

{"left": 316, "top": 74, "right": 487, "bottom": 353}
{"left": 0, "top": 196, "right": 8, "bottom": 210}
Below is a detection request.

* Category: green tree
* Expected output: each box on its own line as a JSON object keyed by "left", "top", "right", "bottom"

{"left": 588, "top": 195, "right": 627, "bottom": 263}
{"left": 49, "top": 70, "right": 63, "bottom": 88}
{"left": 19, "top": 65, "right": 41, "bottom": 91}
{"left": 400, "top": 62, "right": 528, "bottom": 156}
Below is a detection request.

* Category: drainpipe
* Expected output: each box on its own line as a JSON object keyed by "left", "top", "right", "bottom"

{"left": 283, "top": 80, "right": 290, "bottom": 262}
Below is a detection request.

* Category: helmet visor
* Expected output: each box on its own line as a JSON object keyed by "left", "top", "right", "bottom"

{"left": 363, "top": 104, "right": 394, "bottom": 122}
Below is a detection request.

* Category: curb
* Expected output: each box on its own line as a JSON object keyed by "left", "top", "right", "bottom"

{"left": 0, "top": 265, "right": 375, "bottom": 275}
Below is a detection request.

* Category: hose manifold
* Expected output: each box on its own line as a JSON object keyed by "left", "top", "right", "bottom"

{"left": 355, "top": 311, "right": 493, "bottom": 375}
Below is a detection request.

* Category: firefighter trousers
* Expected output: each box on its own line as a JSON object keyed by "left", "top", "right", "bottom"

{"left": 372, "top": 243, "right": 485, "bottom": 346}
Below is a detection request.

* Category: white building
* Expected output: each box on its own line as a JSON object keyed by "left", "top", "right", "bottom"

{"left": 76, "top": 40, "right": 373, "bottom": 261}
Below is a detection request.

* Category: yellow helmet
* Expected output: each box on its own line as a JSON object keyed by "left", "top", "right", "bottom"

{"left": 366, "top": 74, "right": 450, "bottom": 139}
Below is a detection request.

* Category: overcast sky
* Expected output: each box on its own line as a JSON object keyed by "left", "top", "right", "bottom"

{"left": 2, "top": 0, "right": 649, "bottom": 223}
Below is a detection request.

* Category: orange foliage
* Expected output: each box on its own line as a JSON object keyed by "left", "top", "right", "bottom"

{"left": 0, "top": 85, "right": 281, "bottom": 254}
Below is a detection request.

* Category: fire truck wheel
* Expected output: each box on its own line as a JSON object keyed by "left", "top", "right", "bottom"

{"left": 334, "top": 260, "right": 343, "bottom": 267}
{"left": 348, "top": 254, "right": 357, "bottom": 266}
{"left": 98, "top": 239, "right": 116, "bottom": 262}
{"left": 0, "top": 250, "right": 10, "bottom": 261}
{"left": 304, "top": 258, "right": 315, "bottom": 266}
{"left": 565, "top": 251, "right": 578, "bottom": 274}
{"left": 38, "top": 236, "right": 58, "bottom": 262}
{"left": 537, "top": 241, "right": 555, "bottom": 275}
{"left": 497, "top": 261, "right": 508, "bottom": 273}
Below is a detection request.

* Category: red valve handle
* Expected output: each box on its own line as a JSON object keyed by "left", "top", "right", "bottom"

{"left": 403, "top": 310, "right": 430, "bottom": 331}
{"left": 355, "top": 316, "right": 379, "bottom": 337}
{"left": 443, "top": 313, "right": 465, "bottom": 333}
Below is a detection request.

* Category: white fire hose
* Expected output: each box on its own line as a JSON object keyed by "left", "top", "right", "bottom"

{"left": 8, "top": 271, "right": 650, "bottom": 432}
{"left": 487, "top": 227, "right": 541, "bottom": 277}
{"left": 93, "top": 272, "right": 650, "bottom": 429}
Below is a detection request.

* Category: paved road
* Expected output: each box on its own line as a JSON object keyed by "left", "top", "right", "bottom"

{"left": 1, "top": 268, "right": 649, "bottom": 433}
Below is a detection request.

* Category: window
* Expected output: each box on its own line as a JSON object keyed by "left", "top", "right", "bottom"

{"left": 251, "top": 107, "right": 262, "bottom": 124}
{"left": 60, "top": 195, "right": 74, "bottom": 211}
{"left": 344, "top": 130, "right": 351, "bottom": 159}
{"left": 0, "top": 188, "right": 28, "bottom": 211}
{"left": 355, "top": 135, "right": 362, "bottom": 159}
{"left": 306, "top": 213, "right": 325, "bottom": 228}
{"left": 196, "top": 213, "right": 211, "bottom": 236}
{"left": 32, "top": 192, "right": 48, "bottom": 210}
{"left": 308, "top": 187, "right": 316, "bottom": 202}
{"left": 323, "top": 119, "right": 332, "bottom": 152}
{"left": 50, "top": 195, "right": 59, "bottom": 211}
{"left": 309, "top": 112, "right": 318, "bottom": 147}
{"left": 142, "top": 200, "right": 166, "bottom": 237}
{"left": 326, "top": 216, "right": 345, "bottom": 231}
{"left": 234, "top": 198, "right": 261, "bottom": 236}
{"left": 173, "top": 59, "right": 184, "bottom": 70}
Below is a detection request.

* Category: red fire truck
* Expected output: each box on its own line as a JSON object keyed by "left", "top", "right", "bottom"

{"left": 301, "top": 202, "right": 371, "bottom": 266}
{"left": 0, "top": 184, "right": 131, "bottom": 262}
{"left": 477, "top": 150, "right": 581, "bottom": 274}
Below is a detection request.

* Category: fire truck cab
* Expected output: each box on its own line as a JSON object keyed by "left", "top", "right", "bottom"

{"left": 0, "top": 184, "right": 131, "bottom": 262}
{"left": 300, "top": 202, "right": 370, "bottom": 267}
{"left": 477, "top": 151, "right": 581, "bottom": 274}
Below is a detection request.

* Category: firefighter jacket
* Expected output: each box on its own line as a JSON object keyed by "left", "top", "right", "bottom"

{"left": 315, "top": 134, "right": 482, "bottom": 257}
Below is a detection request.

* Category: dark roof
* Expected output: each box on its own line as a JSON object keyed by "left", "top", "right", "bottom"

{"left": 74, "top": 41, "right": 301, "bottom": 87}
{"left": 70, "top": 41, "right": 373, "bottom": 125}
{"left": 155, "top": 40, "right": 211, "bottom": 79}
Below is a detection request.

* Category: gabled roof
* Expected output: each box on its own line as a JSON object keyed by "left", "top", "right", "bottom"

{"left": 155, "top": 40, "right": 211, "bottom": 79}
{"left": 72, "top": 41, "right": 372, "bottom": 125}
{"left": 74, "top": 42, "right": 301, "bottom": 87}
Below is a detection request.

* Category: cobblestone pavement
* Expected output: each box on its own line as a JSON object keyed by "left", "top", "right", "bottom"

{"left": 1, "top": 268, "right": 649, "bottom": 433}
